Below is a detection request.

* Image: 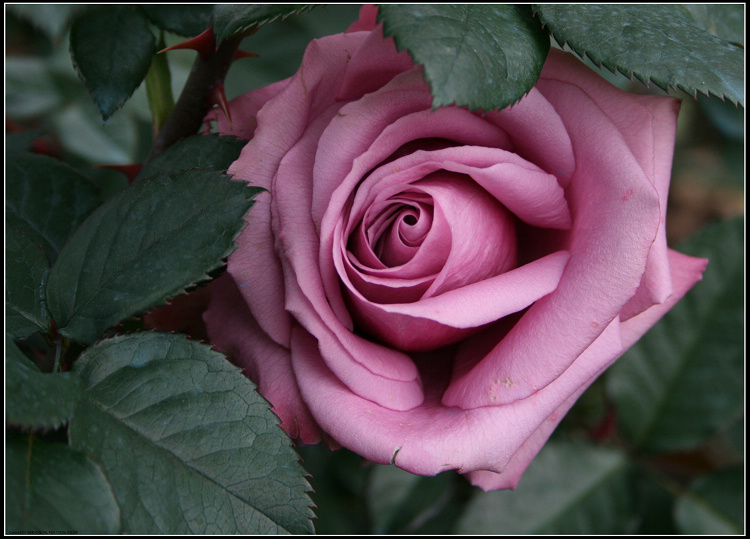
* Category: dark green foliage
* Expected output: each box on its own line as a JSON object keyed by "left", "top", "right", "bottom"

{"left": 140, "top": 5, "right": 213, "bottom": 37}
{"left": 68, "top": 332, "right": 315, "bottom": 534}
{"left": 69, "top": 5, "right": 156, "bottom": 120}
{"left": 138, "top": 135, "right": 248, "bottom": 181}
{"left": 5, "top": 339, "right": 82, "bottom": 430}
{"left": 379, "top": 4, "right": 550, "bottom": 111}
{"left": 213, "top": 5, "right": 318, "bottom": 44}
{"left": 5, "top": 432, "right": 121, "bottom": 534}
{"left": 6, "top": 229, "right": 51, "bottom": 340}
{"left": 46, "top": 169, "right": 261, "bottom": 345}
{"left": 534, "top": 4, "right": 744, "bottom": 105}
{"left": 6, "top": 151, "right": 101, "bottom": 264}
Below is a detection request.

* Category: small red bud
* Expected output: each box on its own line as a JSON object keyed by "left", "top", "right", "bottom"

{"left": 589, "top": 409, "right": 618, "bottom": 442}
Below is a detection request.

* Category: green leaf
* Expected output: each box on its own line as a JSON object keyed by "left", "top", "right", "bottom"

{"left": 683, "top": 4, "right": 745, "bottom": 46}
{"left": 367, "top": 464, "right": 455, "bottom": 534}
{"left": 212, "top": 4, "right": 317, "bottom": 44}
{"left": 455, "top": 441, "right": 634, "bottom": 534}
{"left": 6, "top": 228, "right": 51, "bottom": 340}
{"left": 607, "top": 218, "right": 744, "bottom": 452}
{"left": 140, "top": 5, "right": 213, "bottom": 37}
{"left": 138, "top": 134, "right": 248, "bottom": 180}
{"left": 5, "top": 431, "right": 121, "bottom": 534}
{"left": 46, "top": 169, "right": 261, "bottom": 345}
{"left": 378, "top": 5, "right": 550, "bottom": 111}
{"left": 69, "top": 5, "right": 156, "bottom": 121}
{"left": 5, "top": 150, "right": 101, "bottom": 264}
{"left": 534, "top": 4, "right": 744, "bottom": 106}
{"left": 5, "top": 338, "right": 83, "bottom": 430}
{"left": 674, "top": 466, "right": 744, "bottom": 534}
{"left": 68, "top": 332, "right": 315, "bottom": 534}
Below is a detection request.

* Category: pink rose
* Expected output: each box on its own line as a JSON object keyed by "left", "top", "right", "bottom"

{"left": 204, "top": 6, "right": 707, "bottom": 490}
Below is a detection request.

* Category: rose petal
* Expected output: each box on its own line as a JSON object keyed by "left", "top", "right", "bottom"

{"left": 317, "top": 86, "right": 517, "bottom": 332}
{"left": 618, "top": 249, "right": 708, "bottom": 349}
{"left": 442, "top": 73, "right": 663, "bottom": 409}
{"left": 270, "top": 110, "right": 425, "bottom": 411}
{"left": 343, "top": 172, "right": 518, "bottom": 297}
{"left": 224, "top": 32, "right": 372, "bottom": 347}
{"left": 279, "top": 241, "right": 425, "bottom": 410}
{"left": 344, "top": 255, "right": 436, "bottom": 304}
{"left": 540, "top": 50, "right": 683, "bottom": 321}
{"left": 346, "top": 183, "right": 450, "bottom": 280}
{"left": 339, "top": 21, "right": 415, "bottom": 99}
{"left": 314, "top": 90, "right": 515, "bottom": 228}
{"left": 366, "top": 197, "right": 433, "bottom": 266}
{"left": 464, "top": 338, "right": 617, "bottom": 491}
{"left": 289, "top": 244, "right": 704, "bottom": 480}
{"left": 346, "top": 4, "right": 379, "bottom": 33}
{"left": 411, "top": 174, "right": 517, "bottom": 297}
{"left": 313, "top": 69, "right": 439, "bottom": 228}
{"left": 484, "top": 86, "right": 576, "bottom": 184}
{"left": 344, "top": 251, "right": 570, "bottom": 351}
{"left": 470, "top": 250, "right": 706, "bottom": 491}
{"left": 620, "top": 98, "right": 681, "bottom": 319}
{"left": 227, "top": 192, "right": 292, "bottom": 346}
{"left": 290, "top": 316, "right": 622, "bottom": 478}
{"left": 343, "top": 147, "right": 571, "bottom": 233}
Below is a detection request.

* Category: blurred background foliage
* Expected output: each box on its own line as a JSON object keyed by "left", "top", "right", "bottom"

{"left": 5, "top": 4, "right": 744, "bottom": 535}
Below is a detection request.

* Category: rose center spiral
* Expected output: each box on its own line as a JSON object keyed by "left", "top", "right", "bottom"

{"left": 368, "top": 193, "right": 435, "bottom": 268}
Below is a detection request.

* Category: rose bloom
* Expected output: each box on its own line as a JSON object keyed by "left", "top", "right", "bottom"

{"left": 204, "top": 6, "right": 707, "bottom": 490}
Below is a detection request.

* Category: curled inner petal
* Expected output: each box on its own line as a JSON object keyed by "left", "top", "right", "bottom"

{"left": 367, "top": 195, "right": 434, "bottom": 267}
{"left": 335, "top": 167, "right": 526, "bottom": 351}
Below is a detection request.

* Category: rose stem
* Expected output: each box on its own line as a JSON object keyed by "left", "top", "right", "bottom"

{"left": 149, "top": 31, "right": 242, "bottom": 159}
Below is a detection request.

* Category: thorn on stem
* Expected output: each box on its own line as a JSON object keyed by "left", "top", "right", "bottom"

{"left": 159, "top": 28, "right": 216, "bottom": 61}
{"left": 208, "top": 82, "right": 232, "bottom": 129}
{"left": 233, "top": 49, "right": 259, "bottom": 61}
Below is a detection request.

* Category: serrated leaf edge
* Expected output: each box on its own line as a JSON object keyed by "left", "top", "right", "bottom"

{"left": 71, "top": 332, "right": 315, "bottom": 534}
{"left": 378, "top": 5, "right": 548, "bottom": 112}
{"left": 213, "top": 5, "right": 317, "bottom": 44}
{"left": 532, "top": 5, "right": 744, "bottom": 106}
{"left": 49, "top": 170, "right": 261, "bottom": 344}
